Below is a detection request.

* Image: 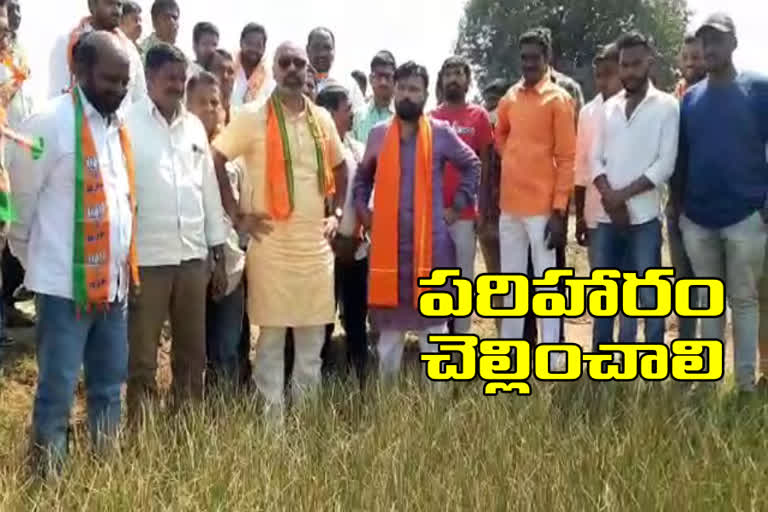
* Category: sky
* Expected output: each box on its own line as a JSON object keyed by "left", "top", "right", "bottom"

{"left": 14, "top": 0, "right": 768, "bottom": 104}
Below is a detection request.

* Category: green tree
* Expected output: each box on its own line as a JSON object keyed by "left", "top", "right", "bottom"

{"left": 456, "top": 0, "right": 689, "bottom": 99}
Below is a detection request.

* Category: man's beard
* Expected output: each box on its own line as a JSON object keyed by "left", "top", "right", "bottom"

{"left": 81, "top": 82, "right": 124, "bottom": 116}
{"left": 444, "top": 84, "right": 465, "bottom": 103}
{"left": 395, "top": 99, "right": 424, "bottom": 121}
{"left": 686, "top": 70, "right": 706, "bottom": 85}
{"left": 623, "top": 73, "right": 649, "bottom": 94}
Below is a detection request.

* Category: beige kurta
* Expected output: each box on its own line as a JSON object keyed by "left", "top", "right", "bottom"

{"left": 213, "top": 99, "right": 344, "bottom": 327}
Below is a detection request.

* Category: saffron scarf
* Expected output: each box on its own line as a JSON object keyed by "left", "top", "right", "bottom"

{"left": 72, "top": 89, "right": 139, "bottom": 311}
{"left": 0, "top": 46, "right": 31, "bottom": 224}
{"left": 368, "top": 116, "right": 433, "bottom": 309}
{"left": 0, "top": 44, "right": 30, "bottom": 125}
{"left": 265, "top": 92, "right": 335, "bottom": 220}
{"left": 236, "top": 53, "right": 267, "bottom": 103}
{"left": 66, "top": 18, "right": 130, "bottom": 92}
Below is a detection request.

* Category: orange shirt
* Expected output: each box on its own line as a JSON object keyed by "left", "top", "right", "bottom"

{"left": 494, "top": 74, "right": 576, "bottom": 216}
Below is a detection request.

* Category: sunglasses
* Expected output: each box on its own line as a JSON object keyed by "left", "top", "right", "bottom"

{"left": 278, "top": 57, "right": 307, "bottom": 70}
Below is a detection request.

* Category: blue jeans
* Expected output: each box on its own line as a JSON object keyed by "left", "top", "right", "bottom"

{"left": 588, "top": 230, "right": 638, "bottom": 349}
{"left": 667, "top": 213, "right": 698, "bottom": 339}
{"left": 206, "top": 282, "right": 245, "bottom": 388}
{"left": 590, "top": 220, "right": 664, "bottom": 345}
{"left": 32, "top": 294, "right": 128, "bottom": 463}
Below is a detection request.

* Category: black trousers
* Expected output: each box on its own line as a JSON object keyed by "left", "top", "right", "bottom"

{"left": 239, "top": 277, "right": 253, "bottom": 388}
{"left": 2, "top": 244, "right": 24, "bottom": 306}
{"left": 322, "top": 257, "right": 369, "bottom": 386}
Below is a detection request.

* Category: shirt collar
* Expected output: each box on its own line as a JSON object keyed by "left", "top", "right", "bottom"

{"left": 518, "top": 70, "right": 553, "bottom": 95}
{"left": 614, "top": 81, "right": 661, "bottom": 103}
{"left": 145, "top": 95, "right": 186, "bottom": 128}
{"left": 366, "top": 99, "right": 393, "bottom": 115}
{"left": 610, "top": 81, "right": 662, "bottom": 117}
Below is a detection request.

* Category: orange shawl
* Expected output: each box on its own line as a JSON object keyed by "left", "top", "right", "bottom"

{"left": 265, "top": 93, "right": 335, "bottom": 220}
{"left": 369, "top": 116, "right": 433, "bottom": 309}
{"left": 0, "top": 47, "right": 29, "bottom": 126}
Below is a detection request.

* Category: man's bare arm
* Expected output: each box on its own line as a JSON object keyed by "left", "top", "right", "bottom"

{"left": 212, "top": 149, "right": 238, "bottom": 221}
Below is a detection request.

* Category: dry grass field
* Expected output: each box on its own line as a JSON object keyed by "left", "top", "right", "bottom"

{"left": 1, "top": 225, "right": 764, "bottom": 511}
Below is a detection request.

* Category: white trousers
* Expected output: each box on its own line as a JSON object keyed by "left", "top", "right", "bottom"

{"left": 499, "top": 213, "right": 561, "bottom": 344}
{"left": 378, "top": 323, "right": 448, "bottom": 377}
{"left": 449, "top": 219, "right": 477, "bottom": 334}
{"left": 253, "top": 326, "right": 325, "bottom": 413}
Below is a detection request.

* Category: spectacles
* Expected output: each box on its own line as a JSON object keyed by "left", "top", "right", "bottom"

{"left": 278, "top": 57, "right": 307, "bottom": 70}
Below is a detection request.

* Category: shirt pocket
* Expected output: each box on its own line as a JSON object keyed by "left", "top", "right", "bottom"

{"left": 176, "top": 150, "right": 206, "bottom": 229}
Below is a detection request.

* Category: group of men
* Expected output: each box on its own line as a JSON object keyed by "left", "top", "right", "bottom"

{"left": 0, "top": 0, "right": 765, "bottom": 474}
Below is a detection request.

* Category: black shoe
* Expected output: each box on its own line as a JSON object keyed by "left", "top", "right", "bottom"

{"left": 0, "top": 335, "right": 14, "bottom": 348}
{"left": 12, "top": 285, "right": 34, "bottom": 302}
{"left": 5, "top": 305, "right": 35, "bottom": 328}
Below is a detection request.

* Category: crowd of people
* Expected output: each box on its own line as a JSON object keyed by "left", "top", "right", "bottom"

{"left": 0, "top": 0, "right": 765, "bottom": 476}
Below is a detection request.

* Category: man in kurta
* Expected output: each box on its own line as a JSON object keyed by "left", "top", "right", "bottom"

{"left": 353, "top": 61, "right": 480, "bottom": 377}
{"left": 212, "top": 41, "right": 347, "bottom": 418}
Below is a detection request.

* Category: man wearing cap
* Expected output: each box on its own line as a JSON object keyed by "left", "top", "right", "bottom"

{"left": 673, "top": 13, "right": 768, "bottom": 392}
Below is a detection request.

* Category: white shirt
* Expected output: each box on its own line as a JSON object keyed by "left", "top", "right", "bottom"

{"left": 574, "top": 94, "right": 604, "bottom": 229}
{"left": 591, "top": 83, "right": 680, "bottom": 225}
{"left": 48, "top": 24, "right": 146, "bottom": 113}
{"left": 231, "top": 60, "right": 275, "bottom": 113}
{"left": 125, "top": 97, "right": 228, "bottom": 267}
{"left": 337, "top": 134, "right": 369, "bottom": 261}
{"left": 9, "top": 89, "right": 133, "bottom": 302}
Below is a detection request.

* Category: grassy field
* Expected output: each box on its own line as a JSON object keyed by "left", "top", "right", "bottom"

{"left": 1, "top": 233, "right": 765, "bottom": 511}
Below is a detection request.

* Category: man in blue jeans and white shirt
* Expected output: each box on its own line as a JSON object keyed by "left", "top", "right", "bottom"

{"left": 575, "top": 42, "right": 639, "bottom": 349}
{"left": 9, "top": 32, "right": 135, "bottom": 471}
{"left": 673, "top": 13, "right": 768, "bottom": 393}
{"left": 590, "top": 31, "right": 679, "bottom": 346}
